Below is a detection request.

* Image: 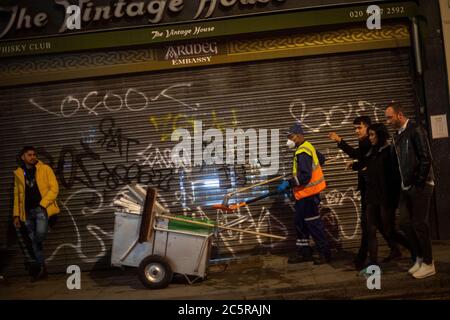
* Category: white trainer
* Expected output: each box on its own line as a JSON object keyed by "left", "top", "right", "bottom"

{"left": 412, "top": 262, "right": 436, "bottom": 279}
{"left": 408, "top": 258, "right": 423, "bottom": 275}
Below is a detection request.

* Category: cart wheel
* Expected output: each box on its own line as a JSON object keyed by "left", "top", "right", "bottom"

{"left": 138, "top": 255, "right": 173, "bottom": 289}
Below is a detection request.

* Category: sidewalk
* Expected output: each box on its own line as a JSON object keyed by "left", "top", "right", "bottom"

{"left": 1, "top": 241, "right": 450, "bottom": 300}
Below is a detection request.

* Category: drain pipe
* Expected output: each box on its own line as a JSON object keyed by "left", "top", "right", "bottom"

{"left": 412, "top": 16, "right": 423, "bottom": 76}
{"left": 412, "top": 16, "right": 426, "bottom": 118}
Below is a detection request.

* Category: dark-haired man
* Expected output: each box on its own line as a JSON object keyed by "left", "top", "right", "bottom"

{"left": 13, "top": 146, "right": 60, "bottom": 282}
{"left": 329, "top": 116, "right": 373, "bottom": 269}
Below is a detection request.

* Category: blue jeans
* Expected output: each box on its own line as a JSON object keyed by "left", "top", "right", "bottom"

{"left": 25, "top": 206, "right": 48, "bottom": 266}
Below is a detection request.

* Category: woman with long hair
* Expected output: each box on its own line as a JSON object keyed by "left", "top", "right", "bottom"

{"left": 358, "top": 123, "right": 411, "bottom": 273}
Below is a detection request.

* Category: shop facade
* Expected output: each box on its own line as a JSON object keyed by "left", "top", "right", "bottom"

{"left": 0, "top": 0, "right": 448, "bottom": 275}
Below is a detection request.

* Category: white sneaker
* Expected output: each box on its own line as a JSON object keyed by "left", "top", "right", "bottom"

{"left": 412, "top": 262, "right": 436, "bottom": 279}
{"left": 408, "top": 258, "right": 423, "bottom": 274}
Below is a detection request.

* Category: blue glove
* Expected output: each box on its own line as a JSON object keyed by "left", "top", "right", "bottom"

{"left": 277, "top": 181, "right": 290, "bottom": 193}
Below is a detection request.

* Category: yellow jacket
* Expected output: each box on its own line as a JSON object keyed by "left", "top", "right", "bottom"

{"left": 13, "top": 160, "right": 60, "bottom": 222}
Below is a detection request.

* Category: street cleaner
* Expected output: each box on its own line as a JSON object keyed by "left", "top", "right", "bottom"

{"left": 278, "top": 122, "right": 331, "bottom": 265}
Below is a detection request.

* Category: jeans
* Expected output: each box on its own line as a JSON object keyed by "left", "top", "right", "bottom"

{"left": 398, "top": 184, "right": 434, "bottom": 264}
{"left": 25, "top": 206, "right": 48, "bottom": 266}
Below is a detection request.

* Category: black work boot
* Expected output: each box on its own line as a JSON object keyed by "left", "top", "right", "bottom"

{"left": 288, "top": 254, "right": 313, "bottom": 264}
{"left": 313, "top": 255, "right": 331, "bottom": 265}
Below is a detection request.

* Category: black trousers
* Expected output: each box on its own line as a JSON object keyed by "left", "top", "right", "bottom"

{"left": 366, "top": 204, "right": 411, "bottom": 265}
{"left": 355, "top": 190, "right": 368, "bottom": 262}
{"left": 295, "top": 197, "right": 330, "bottom": 259}
{"left": 398, "top": 184, "right": 434, "bottom": 264}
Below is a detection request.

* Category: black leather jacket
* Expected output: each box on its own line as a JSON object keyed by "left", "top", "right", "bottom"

{"left": 393, "top": 120, "right": 434, "bottom": 189}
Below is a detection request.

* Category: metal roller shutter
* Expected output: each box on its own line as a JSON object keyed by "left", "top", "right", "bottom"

{"left": 0, "top": 47, "right": 417, "bottom": 275}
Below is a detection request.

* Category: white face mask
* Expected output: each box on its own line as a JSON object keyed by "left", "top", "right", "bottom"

{"left": 286, "top": 139, "right": 296, "bottom": 149}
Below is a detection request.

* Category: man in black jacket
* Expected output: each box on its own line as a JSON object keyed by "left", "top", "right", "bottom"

{"left": 385, "top": 102, "right": 436, "bottom": 279}
{"left": 329, "top": 116, "right": 374, "bottom": 270}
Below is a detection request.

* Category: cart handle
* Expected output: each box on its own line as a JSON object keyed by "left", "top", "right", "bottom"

{"left": 224, "top": 175, "right": 285, "bottom": 199}
{"left": 158, "top": 214, "right": 286, "bottom": 241}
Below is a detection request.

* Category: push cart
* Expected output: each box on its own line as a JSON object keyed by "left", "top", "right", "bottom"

{"left": 111, "top": 186, "right": 285, "bottom": 289}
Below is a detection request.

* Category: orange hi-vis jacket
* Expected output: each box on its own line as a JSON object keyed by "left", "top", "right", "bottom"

{"left": 292, "top": 141, "right": 327, "bottom": 200}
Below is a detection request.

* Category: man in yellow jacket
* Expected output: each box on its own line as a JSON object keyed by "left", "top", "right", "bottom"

{"left": 13, "top": 146, "right": 60, "bottom": 281}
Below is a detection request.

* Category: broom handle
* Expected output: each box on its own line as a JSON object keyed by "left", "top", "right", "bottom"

{"left": 225, "top": 175, "right": 284, "bottom": 198}
{"left": 244, "top": 190, "right": 280, "bottom": 205}
{"left": 159, "top": 214, "right": 286, "bottom": 241}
